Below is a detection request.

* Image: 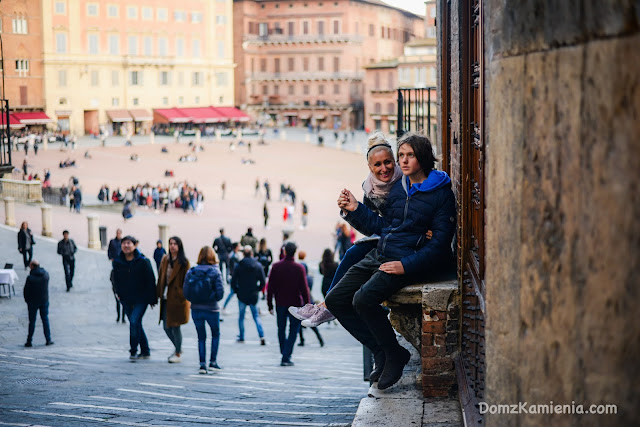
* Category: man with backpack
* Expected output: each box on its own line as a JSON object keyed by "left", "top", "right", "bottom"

{"left": 231, "top": 246, "right": 266, "bottom": 345}
{"left": 183, "top": 246, "right": 225, "bottom": 374}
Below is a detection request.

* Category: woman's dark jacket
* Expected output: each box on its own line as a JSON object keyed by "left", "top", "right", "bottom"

{"left": 112, "top": 249, "right": 157, "bottom": 305}
{"left": 23, "top": 267, "right": 49, "bottom": 306}
{"left": 183, "top": 264, "right": 225, "bottom": 311}
{"left": 18, "top": 228, "right": 35, "bottom": 251}
{"left": 344, "top": 170, "right": 456, "bottom": 277}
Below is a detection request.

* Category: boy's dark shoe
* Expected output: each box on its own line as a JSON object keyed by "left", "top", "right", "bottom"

{"left": 378, "top": 346, "right": 410, "bottom": 390}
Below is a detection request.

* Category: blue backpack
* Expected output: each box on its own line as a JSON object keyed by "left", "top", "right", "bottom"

{"left": 184, "top": 268, "right": 215, "bottom": 304}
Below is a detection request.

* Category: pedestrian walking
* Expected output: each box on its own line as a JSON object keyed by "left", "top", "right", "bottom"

{"left": 156, "top": 236, "right": 191, "bottom": 363}
{"left": 240, "top": 227, "right": 258, "bottom": 252}
{"left": 263, "top": 202, "right": 269, "bottom": 228}
{"left": 23, "top": 260, "right": 53, "bottom": 347}
{"left": 296, "top": 251, "right": 324, "bottom": 347}
{"left": 17, "top": 221, "right": 35, "bottom": 270}
{"left": 56, "top": 230, "right": 77, "bottom": 291}
{"left": 212, "top": 229, "right": 232, "bottom": 283}
{"left": 231, "top": 246, "right": 266, "bottom": 345}
{"left": 301, "top": 201, "right": 309, "bottom": 229}
{"left": 256, "top": 238, "right": 272, "bottom": 300}
{"left": 267, "top": 242, "right": 310, "bottom": 366}
{"left": 108, "top": 229, "right": 126, "bottom": 323}
{"left": 222, "top": 243, "right": 242, "bottom": 311}
{"left": 73, "top": 186, "right": 82, "bottom": 213}
{"left": 112, "top": 236, "right": 157, "bottom": 360}
{"left": 68, "top": 186, "right": 75, "bottom": 212}
{"left": 184, "top": 247, "right": 225, "bottom": 374}
{"left": 153, "top": 240, "right": 166, "bottom": 270}
{"left": 221, "top": 181, "right": 226, "bottom": 200}
{"left": 264, "top": 180, "right": 271, "bottom": 201}
{"left": 254, "top": 178, "right": 260, "bottom": 197}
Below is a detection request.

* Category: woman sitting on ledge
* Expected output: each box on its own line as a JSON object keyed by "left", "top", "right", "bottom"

{"left": 326, "top": 132, "right": 457, "bottom": 391}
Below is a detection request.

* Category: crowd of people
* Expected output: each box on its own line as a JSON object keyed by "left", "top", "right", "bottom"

{"left": 94, "top": 182, "right": 205, "bottom": 216}
{"left": 17, "top": 130, "right": 457, "bottom": 393}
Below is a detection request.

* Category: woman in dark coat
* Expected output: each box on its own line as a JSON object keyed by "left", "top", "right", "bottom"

{"left": 17, "top": 221, "right": 35, "bottom": 270}
{"left": 156, "top": 236, "right": 190, "bottom": 364}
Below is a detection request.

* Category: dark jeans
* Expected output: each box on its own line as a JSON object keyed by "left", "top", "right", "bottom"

{"left": 325, "top": 249, "right": 409, "bottom": 355}
{"left": 21, "top": 247, "right": 33, "bottom": 268}
{"left": 327, "top": 240, "right": 377, "bottom": 295}
{"left": 123, "top": 303, "right": 150, "bottom": 356}
{"left": 27, "top": 302, "right": 51, "bottom": 343}
{"left": 276, "top": 306, "right": 301, "bottom": 363}
{"left": 192, "top": 309, "right": 220, "bottom": 364}
{"left": 161, "top": 300, "right": 182, "bottom": 354}
{"left": 62, "top": 257, "right": 75, "bottom": 289}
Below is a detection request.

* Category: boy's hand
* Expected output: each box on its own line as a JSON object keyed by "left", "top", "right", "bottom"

{"left": 379, "top": 261, "right": 405, "bottom": 275}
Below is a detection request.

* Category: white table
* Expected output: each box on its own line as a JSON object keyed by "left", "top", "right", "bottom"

{"left": 0, "top": 269, "right": 19, "bottom": 298}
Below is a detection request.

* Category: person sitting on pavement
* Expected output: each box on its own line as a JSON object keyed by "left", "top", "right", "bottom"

{"left": 156, "top": 236, "right": 191, "bottom": 364}
{"left": 183, "top": 246, "right": 225, "bottom": 374}
{"left": 23, "top": 260, "right": 53, "bottom": 347}
{"left": 267, "top": 242, "right": 311, "bottom": 366}
{"left": 230, "top": 245, "right": 266, "bottom": 345}
{"left": 325, "top": 132, "right": 456, "bottom": 390}
{"left": 290, "top": 132, "right": 403, "bottom": 327}
{"left": 112, "top": 236, "right": 157, "bottom": 360}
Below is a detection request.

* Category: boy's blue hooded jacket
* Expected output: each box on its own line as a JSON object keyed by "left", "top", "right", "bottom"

{"left": 344, "top": 170, "right": 456, "bottom": 276}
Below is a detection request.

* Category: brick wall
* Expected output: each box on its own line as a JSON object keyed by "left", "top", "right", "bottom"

{"left": 421, "top": 292, "right": 459, "bottom": 397}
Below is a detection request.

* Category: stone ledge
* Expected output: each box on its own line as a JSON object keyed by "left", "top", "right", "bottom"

{"left": 352, "top": 343, "right": 462, "bottom": 426}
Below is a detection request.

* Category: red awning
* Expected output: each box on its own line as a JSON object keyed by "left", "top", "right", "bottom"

{"left": 129, "top": 109, "right": 153, "bottom": 121}
{"left": 214, "top": 107, "right": 251, "bottom": 122}
{"left": 11, "top": 111, "right": 52, "bottom": 125}
{"left": 180, "top": 107, "right": 225, "bottom": 124}
{"left": 106, "top": 110, "right": 133, "bottom": 122}
{"left": 0, "top": 113, "right": 25, "bottom": 128}
{"left": 153, "top": 108, "right": 191, "bottom": 123}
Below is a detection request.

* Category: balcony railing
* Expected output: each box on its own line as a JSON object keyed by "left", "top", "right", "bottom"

{"left": 244, "top": 33, "right": 363, "bottom": 44}
{"left": 248, "top": 71, "right": 364, "bottom": 82}
{"left": 397, "top": 87, "right": 437, "bottom": 138}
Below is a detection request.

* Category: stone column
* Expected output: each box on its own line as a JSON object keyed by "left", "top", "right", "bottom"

{"left": 87, "top": 214, "right": 100, "bottom": 249}
{"left": 149, "top": 131, "right": 155, "bottom": 145}
{"left": 41, "top": 204, "right": 52, "bottom": 237}
{"left": 43, "top": 137, "right": 48, "bottom": 151}
{"left": 196, "top": 129, "right": 201, "bottom": 145}
{"left": 159, "top": 224, "right": 169, "bottom": 249}
{"left": 3, "top": 197, "right": 15, "bottom": 226}
{"left": 216, "top": 129, "right": 221, "bottom": 142}
{"left": 280, "top": 129, "right": 286, "bottom": 141}
{"left": 336, "top": 138, "right": 342, "bottom": 150}
{"left": 305, "top": 134, "right": 310, "bottom": 143}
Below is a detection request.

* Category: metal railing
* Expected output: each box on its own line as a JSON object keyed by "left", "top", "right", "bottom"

{"left": 243, "top": 33, "right": 363, "bottom": 44}
{"left": 1, "top": 99, "right": 12, "bottom": 173}
{"left": 0, "top": 178, "right": 43, "bottom": 203}
{"left": 396, "top": 87, "right": 437, "bottom": 138}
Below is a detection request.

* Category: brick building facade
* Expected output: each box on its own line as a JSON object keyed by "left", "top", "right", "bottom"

{"left": 233, "top": 0, "right": 423, "bottom": 130}
{"left": 0, "top": 0, "right": 45, "bottom": 111}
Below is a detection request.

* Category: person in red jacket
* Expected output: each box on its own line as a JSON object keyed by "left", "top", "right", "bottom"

{"left": 267, "top": 242, "right": 310, "bottom": 366}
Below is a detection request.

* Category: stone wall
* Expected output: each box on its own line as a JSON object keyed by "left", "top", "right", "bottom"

{"left": 484, "top": 1, "right": 640, "bottom": 425}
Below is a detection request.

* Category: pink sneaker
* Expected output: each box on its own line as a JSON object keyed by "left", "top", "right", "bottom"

{"left": 301, "top": 307, "right": 336, "bottom": 327}
{"left": 288, "top": 304, "right": 319, "bottom": 321}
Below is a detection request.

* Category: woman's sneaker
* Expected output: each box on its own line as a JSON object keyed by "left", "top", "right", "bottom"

{"left": 168, "top": 353, "right": 181, "bottom": 363}
{"left": 288, "top": 304, "right": 319, "bottom": 321}
{"left": 209, "top": 362, "right": 222, "bottom": 370}
{"left": 301, "top": 307, "right": 336, "bottom": 327}
{"left": 199, "top": 364, "right": 207, "bottom": 374}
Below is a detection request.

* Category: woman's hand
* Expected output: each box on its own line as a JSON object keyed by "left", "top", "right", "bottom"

{"left": 379, "top": 261, "right": 405, "bottom": 275}
{"left": 337, "top": 189, "right": 358, "bottom": 212}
